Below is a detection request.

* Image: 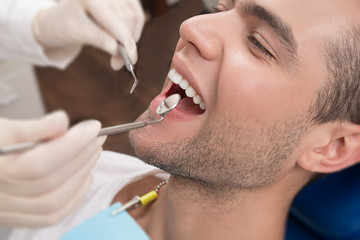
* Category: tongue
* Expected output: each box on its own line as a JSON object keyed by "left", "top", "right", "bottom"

{"left": 176, "top": 97, "right": 204, "bottom": 115}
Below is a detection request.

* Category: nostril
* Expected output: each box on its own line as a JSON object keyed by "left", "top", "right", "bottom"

{"left": 198, "top": 37, "right": 221, "bottom": 61}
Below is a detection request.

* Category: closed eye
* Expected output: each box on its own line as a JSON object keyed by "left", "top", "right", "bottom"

{"left": 211, "top": 6, "right": 224, "bottom": 13}
{"left": 248, "top": 35, "right": 275, "bottom": 59}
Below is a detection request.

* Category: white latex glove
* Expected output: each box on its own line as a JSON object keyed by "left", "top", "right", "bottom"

{"left": 32, "top": 0, "right": 145, "bottom": 70}
{"left": 0, "top": 111, "right": 106, "bottom": 228}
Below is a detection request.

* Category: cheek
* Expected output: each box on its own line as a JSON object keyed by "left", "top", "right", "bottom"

{"left": 216, "top": 58, "right": 313, "bottom": 123}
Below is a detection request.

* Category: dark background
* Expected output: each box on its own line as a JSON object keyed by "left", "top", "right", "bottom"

{"left": 35, "top": 0, "right": 204, "bottom": 156}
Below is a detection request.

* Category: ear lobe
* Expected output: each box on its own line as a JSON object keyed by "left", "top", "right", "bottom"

{"left": 298, "top": 126, "right": 360, "bottom": 174}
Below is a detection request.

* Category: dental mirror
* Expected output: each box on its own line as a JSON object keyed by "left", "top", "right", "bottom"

{"left": 0, "top": 94, "right": 181, "bottom": 155}
{"left": 156, "top": 93, "right": 181, "bottom": 117}
{"left": 99, "top": 94, "right": 181, "bottom": 136}
{"left": 98, "top": 93, "right": 181, "bottom": 136}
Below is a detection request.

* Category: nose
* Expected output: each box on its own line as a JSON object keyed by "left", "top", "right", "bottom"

{"left": 179, "top": 14, "right": 222, "bottom": 61}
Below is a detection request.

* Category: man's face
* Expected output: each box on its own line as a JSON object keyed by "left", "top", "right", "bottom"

{"left": 130, "top": 0, "right": 359, "bottom": 190}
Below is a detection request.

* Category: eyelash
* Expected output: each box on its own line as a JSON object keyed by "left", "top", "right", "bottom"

{"left": 212, "top": 5, "right": 274, "bottom": 60}
{"left": 248, "top": 36, "right": 274, "bottom": 59}
{"left": 211, "top": 6, "right": 222, "bottom": 13}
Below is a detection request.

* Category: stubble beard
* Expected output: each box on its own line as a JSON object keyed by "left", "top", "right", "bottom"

{"left": 130, "top": 109, "right": 310, "bottom": 196}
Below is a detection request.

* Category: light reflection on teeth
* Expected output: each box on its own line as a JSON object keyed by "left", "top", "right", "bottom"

{"left": 167, "top": 68, "right": 206, "bottom": 111}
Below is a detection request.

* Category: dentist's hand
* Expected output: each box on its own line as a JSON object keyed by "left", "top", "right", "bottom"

{"left": 32, "top": 0, "right": 145, "bottom": 70}
{"left": 0, "top": 111, "right": 106, "bottom": 228}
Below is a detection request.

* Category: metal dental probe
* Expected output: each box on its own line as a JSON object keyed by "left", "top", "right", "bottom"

{"left": 118, "top": 43, "right": 138, "bottom": 94}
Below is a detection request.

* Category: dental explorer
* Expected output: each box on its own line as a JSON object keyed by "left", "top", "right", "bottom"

{"left": 118, "top": 43, "right": 138, "bottom": 94}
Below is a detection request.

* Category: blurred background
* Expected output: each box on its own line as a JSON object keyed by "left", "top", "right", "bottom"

{"left": 0, "top": 0, "right": 218, "bottom": 156}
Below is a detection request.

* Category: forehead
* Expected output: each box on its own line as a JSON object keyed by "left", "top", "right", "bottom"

{"left": 246, "top": 0, "right": 360, "bottom": 75}
{"left": 259, "top": 0, "right": 360, "bottom": 37}
{"left": 224, "top": 0, "right": 360, "bottom": 67}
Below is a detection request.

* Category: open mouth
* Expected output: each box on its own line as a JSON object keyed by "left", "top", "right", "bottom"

{"left": 165, "top": 69, "right": 206, "bottom": 115}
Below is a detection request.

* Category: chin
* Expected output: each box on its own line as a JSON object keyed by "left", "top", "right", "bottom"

{"left": 129, "top": 110, "right": 161, "bottom": 160}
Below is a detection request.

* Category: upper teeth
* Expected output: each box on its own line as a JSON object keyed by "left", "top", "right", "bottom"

{"left": 168, "top": 69, "right": 206, "bottom": 110}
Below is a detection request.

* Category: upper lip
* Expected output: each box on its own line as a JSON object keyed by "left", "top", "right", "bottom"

{"left": 171, "top": 54, "right": 205, "bottom": 103}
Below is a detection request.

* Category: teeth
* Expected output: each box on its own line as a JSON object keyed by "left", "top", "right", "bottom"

{"left": 172, "top": 72, "right": 182, "bottom": 84}
{"left": 168, "top": 68, "right": 206, "bottom": 111}
{"left": 193, "top": 95, "right": 202, "bottom": 104}
{"left": 168, "top": 68, "right": 176, "bottom": 79}
{"left": 185, "top": 87, "right": 196, "bottom": 98}
{"left": 179, "top": 79, "right": 189, "bottom": 89}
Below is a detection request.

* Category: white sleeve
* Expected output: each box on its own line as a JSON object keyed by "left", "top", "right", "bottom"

{"left": 0, "top": 0, "right": 80, "bottom": 69}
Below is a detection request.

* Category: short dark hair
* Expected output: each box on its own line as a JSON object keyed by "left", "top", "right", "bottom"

{"left": 310, "top": 25, "right": 360, "bottom": 124}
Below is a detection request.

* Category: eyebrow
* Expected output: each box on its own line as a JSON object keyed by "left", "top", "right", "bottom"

{"left": 238, "top": 1, "right": 298, "bottom": 70}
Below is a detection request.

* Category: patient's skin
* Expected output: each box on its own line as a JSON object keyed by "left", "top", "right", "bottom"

{"left": 126, "top": 0, "right": 360, "bottom": 239}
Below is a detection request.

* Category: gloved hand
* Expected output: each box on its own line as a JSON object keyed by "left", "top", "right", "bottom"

{"left": 32, "top": 0, "right": 145, "bottom": 70}
{"left": 0, "top": 111, "right": 106, "bottom": 228}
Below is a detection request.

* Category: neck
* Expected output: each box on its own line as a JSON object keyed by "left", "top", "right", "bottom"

{"left": 146, "top": 173, "right": 303, "bottom": 240}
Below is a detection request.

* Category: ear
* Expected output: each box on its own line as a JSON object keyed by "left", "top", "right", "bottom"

{"left": 297, "top": 123, "right": 360, "bottom": 173}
